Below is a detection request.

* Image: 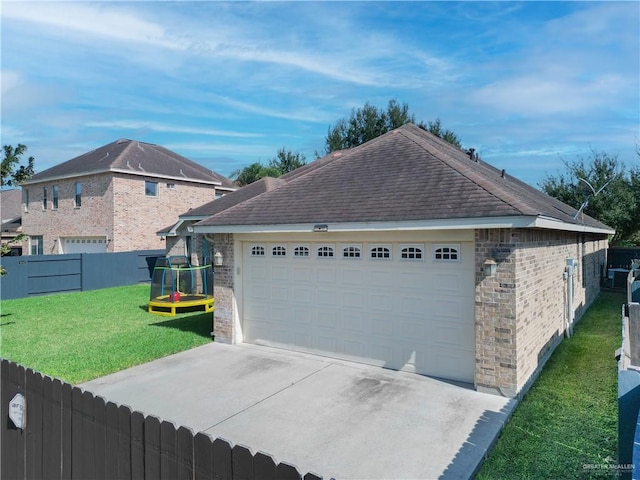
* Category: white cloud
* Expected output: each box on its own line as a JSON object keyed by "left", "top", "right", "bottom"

{"left": 84, "top": 120, "right": 265, "bottom": 138}
{"left": 1, "top": 2, "right": 184, "bottom": 50}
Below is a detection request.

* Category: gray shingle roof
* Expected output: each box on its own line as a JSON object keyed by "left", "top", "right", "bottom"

{"left": 196, "top": 124, "right": 611, "bottom": 231}
{"left": 24, "top": 139, "right": 234, "bottom": 187}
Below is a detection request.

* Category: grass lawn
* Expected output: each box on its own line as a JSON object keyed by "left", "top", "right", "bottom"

{"left": 0, "top": 284, "right": 213, "bottom": 384}
{"left": 477, "top": 291, "right": 625, "bottom": 479}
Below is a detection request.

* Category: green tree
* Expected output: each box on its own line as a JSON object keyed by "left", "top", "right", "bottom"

{"left": 231, "top": 148, "right": 307, "bottom": 186}
{"left": 1, "top": 144, "right": 35, "bottom": 187}
{"left": 540, "top": 150, "right": 638, "bottom": 244}
{"left": 419, "top": 118, "right": 463, "bottom": 149}
{"left": 323, "top": 99, "right": 416, "bottom": 154}
{"left": 322, "top": 99, "right": 463, "bottom": 154}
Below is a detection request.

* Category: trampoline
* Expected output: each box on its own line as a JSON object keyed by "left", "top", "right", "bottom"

{"left": 148, "top": 256, "right": 214, "bottom": 317}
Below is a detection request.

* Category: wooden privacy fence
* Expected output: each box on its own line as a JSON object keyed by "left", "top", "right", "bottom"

{"left": 1, "top": 360, "right": 323, "bottom": 480}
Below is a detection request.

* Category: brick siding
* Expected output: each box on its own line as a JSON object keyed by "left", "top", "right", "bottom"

{"left": 212, "top": 233, "right": 235, "bottom": 343}
{"left": 475, "top": 228, "right": 607, "bottom": 396}
{"left": 22, "top": 173, "right": 217, "bottom": 254}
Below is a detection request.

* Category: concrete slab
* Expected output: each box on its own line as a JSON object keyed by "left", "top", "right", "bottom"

{"left": 81, "top": 343, "right": 516, "bottom": 479}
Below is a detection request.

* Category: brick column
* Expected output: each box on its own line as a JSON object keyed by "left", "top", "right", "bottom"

{"left": 475, "top": 228, "right": 518, "bottom": 397}
{"left": 213, "top": 233, "right": 235, "bottom": 343}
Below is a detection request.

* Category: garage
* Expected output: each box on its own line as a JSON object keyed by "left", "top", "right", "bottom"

{"left": 61, "top": 236, "right": 108, "bottom": 254}
{"left": 241, "top": 238, "right": 476, "bottom": 383}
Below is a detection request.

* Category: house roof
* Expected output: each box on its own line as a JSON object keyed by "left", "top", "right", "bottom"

{"left": 195, "top": 124, "right": 613, "bottom": 234}
{"left": 1, "top": 189, "right": 22, "bottom": 224}
{"left": 23, "top": 139, "right": 234, "bottom": 188}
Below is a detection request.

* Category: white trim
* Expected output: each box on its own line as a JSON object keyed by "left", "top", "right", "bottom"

{"left": 22, "top": 168, "right": 222, "bottom": 186}
{"left": 194, "top": 215, "right": 614, "bottom": 235}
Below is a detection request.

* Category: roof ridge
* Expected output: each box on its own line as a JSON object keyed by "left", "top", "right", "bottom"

{"left": 399, "top": 127, "right": 540, "bottom": 216}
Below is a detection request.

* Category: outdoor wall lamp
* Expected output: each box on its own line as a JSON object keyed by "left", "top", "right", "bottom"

{"left": 483, "top": 258, "right": 497, "bottom": 277}
{"left": 313, "top": 224, "right": 328, "bottom": 232}
{"left": 214, "top": 251, "right": 224, "bottom": 267}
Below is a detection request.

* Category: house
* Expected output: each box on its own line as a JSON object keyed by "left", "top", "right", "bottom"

{"left": 0, "top": 189, "right": 25, "bottom": 255}
{"left": 193, "top": 123, "right": 613, "bottom": 397}
{"left": 159, "top": 177, "right": 286, "bottom": 264}
{"left": 20, "top": 139, "right": 235, "bottom": 255}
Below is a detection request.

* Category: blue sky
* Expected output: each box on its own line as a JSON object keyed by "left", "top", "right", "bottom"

{"left": 2, "top": 1, "right": 638, "bottom": 188}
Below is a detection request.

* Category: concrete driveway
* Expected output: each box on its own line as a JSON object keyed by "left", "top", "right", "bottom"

{"left": 81, "top": 343, "right": 515, "bottom": 479}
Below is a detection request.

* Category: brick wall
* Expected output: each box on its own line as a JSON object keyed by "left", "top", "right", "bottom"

{"left": 22, "top": 173, "right": 217, "bottom": 254}
{"left": 111, "top": 175, "right": 215, "bottom": 252}
{"left": 475, "top": 228, "right": 607, "bottom": 396}
{"left": 22, "top": 173, "right": 114, "bottom": 254}
{"left": 212, "top": 233, "right": 235, "bottom": 343}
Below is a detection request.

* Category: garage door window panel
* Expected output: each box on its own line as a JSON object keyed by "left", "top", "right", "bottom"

{"left": 433, "top": 244, "right": 460, "bottom": 262}
{"left": 400, "top": 244, "right": 425, "bottom": 261}
{"left": 317, "top": 245, "right": 335, "bottom": 258}
{"left": 293, "top": 245, "right": 310, "bottom": 258}
{"left": 342, "top": 245, "right": 362, "bottom": 259}
{"left": 271, "top": 245, "right": 287, "bottom": 257}
{"left": 250, "top": 245, "right": 266, "bottom": 257}
{"left": 370, "top": 245, "right": 392, "bottom": 260}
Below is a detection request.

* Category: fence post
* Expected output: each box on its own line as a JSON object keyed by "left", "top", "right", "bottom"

{"left": 1, "top": 361, "right": 27, "bottom": 480}
{"left": 25, "top": 368, "right": 44, "bottom": 479}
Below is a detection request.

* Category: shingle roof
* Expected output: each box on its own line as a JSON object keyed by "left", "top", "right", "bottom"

{"left": 0, "top": 189, "right": 22, "bottom": 224}
{"left": 24, "top": 139, "right": 234, "bottom": 187}
{"left": 196, "top": 124, "right": 611, "bottom": 231}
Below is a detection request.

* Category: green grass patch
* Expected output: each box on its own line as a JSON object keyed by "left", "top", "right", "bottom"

{"left": 0, "top": 284, "right": 213, "bottom": 384}
{"left": 477, "top": 292, "right": 624, "bottom": 479}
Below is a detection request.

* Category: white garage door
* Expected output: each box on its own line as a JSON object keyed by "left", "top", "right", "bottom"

{"left": 61, "top": 237, "right": 108, "bottom": 254}
{"left": 242, "top": 240, "right": 476, "bottom": 383}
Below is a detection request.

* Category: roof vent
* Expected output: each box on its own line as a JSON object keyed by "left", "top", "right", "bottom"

{"left": 501, "top": 169, "right": 506, "bottom": 178}
{"left": 138, "top": 163, "right": 145, "bottom": 172}
{"left": 116, "top": 139, "right": 128, "bottom": 144}
{"left": 180, "top": 169, "right": 187, "bottom": 177}
{"left": 98, "top": 152, "right": 110, "bottom": 162}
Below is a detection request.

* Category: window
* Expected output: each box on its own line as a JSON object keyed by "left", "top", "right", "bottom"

{"left": 434, "top": 245, "right": 460, "bottom": 262}
{"left": 30, "top": 236, "right": 43, "bottom": 255}
{"left": 74, "top": 182, "right": 82, "bottom": 207}
{"left": 166, "top": 183, "right": 175, "bottom": 189}
{"left": 272, "top": 245, "right": 287, "bottom": 257}
{"left": 401, "top": 245, "right": 424, "bottom": 260}
{"left": 293, "top": 246, "right": 310, "bottom": 257}
{"left": 370, "top": 245, "right": 391, "bottom": 260}
{"left": 52, "top": 185, "right": 59, "bottom": 209}
{"left": 145, "top": 181, "right": 158, "bottom": 196}
{"left": 342, "top": 245, "right": 362, "bottom": 259}
{"left": 42, "top": 187, "right": 47, "bottom": 210}
{"left": 317, "top": 245, "right": 334, "bottom": 258}
{"left": 251, "top": 245, "right": 265, "bottom": 256}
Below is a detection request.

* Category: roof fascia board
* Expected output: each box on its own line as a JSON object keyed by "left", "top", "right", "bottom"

{"left": 194, "top": 215, "right": 614, "bottom": 235}
{"left": 22, "top": 168, "right": 221, "bottom": 186}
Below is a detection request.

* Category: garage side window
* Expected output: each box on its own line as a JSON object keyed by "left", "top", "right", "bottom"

{"left": 272, "top": 245, "right": 287, "bottom": 257}
{"left": 342, "top": 245, "right": 362, "bottom": 259}
{"left": 401, "top": 245, "right": 424, "bottom": 260}
{"left": 370, "top": 245, "right": 391, "bottom": 260}
{"left": 293, "top": 245, "right": 310, "bottom": 257}
{"left": 433, "top": 244, "right": 460, "bottom": 262}
{"left": 317, "top": 245, "right": 334, "bottom": 258}
{"left": 251, "top": 245, "right": 265, "bottom": 256}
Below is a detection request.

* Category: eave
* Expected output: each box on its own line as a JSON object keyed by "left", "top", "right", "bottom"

{"left": 193, "top": 215, "right": 615, "bottom": 236}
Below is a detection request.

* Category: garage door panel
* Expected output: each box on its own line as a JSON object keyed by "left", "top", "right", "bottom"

{"left": 242, "top": 241, "right": 475, "bottom": 383}
{"left": 316, "top": 267, "right": 337, "bottom": 283}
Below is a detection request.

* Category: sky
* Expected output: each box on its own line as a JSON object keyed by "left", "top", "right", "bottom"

{"left": 1, "top": 1, "right": 639, "bottom": 189}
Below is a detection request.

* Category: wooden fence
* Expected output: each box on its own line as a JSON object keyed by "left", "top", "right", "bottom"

{"left": 1, "top": 360, "right": 322, "bottom": 480}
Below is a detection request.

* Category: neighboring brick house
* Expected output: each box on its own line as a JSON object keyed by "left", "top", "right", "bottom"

{"left": 192, "top": 123, "right": 614, "bottom": 397}
{"left": 0, "top": 189, "right": 25, "bottom": 255}
{"left": 20, "top": 139, "right": 234, "bottom": 255}
{"left": 159, "top": 177, "right": 286, "bottom": 265}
